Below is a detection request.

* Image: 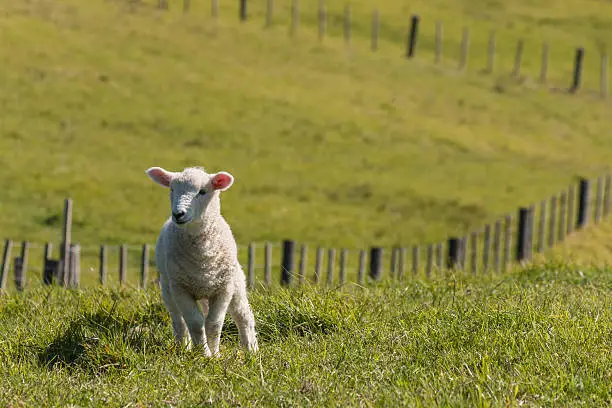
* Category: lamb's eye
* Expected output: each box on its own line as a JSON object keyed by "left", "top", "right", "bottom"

{"left": 198, "top": 189, "right": 207, "bottom": 196}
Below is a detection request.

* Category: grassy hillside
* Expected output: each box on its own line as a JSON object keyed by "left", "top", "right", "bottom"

{"left": 1, "top": 0, "right": 612, "bottom": 255}
{"left": 1, "top": 265, "right": 609, "bottom": 406}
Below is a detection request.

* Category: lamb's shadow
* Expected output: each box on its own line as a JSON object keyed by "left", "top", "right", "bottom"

{"left": 37, "top": 300, "right": 339, "bottom": 372}
{"left": 37, "top": 303, "right": 169, "bottom": 373}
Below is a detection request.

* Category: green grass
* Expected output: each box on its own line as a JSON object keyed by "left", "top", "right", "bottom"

{"left": 1, "top": 0, "right": 612, "bottom": 257}
{"left": 1, "top": 263, "right": 609, "bottom": 406}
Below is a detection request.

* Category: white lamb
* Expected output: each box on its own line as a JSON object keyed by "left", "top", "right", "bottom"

{"left": 145, "top": 165, "right": 258, "bottom": 356}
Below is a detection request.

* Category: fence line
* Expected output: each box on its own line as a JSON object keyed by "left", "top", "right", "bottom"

{"left": 0, "top": 174, "right": 608, "bottom": 294}
{"left": 136, "top": 0, "right": 611, "bottom": 98}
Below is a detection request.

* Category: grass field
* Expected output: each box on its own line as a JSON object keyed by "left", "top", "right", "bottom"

{"left": 1, "top": 0, "right": 612, "bottom": 260}
{"left": 2, "top": 2, "right": 612, "bottom": 406}
{"left": 1, "top": 264, "right": 609, "bottom": 406}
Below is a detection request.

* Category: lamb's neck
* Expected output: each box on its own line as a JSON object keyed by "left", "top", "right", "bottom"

{"left": 178, "top": 213, "right": 221, "bottom": 237}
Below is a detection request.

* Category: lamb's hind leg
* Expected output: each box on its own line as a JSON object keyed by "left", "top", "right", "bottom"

{"left": 229, "top": 284, "right": 259, "bottom": 353}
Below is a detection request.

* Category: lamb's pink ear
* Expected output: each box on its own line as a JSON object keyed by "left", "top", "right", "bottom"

{"left": 211, "top": 171, "right": 234, "bottom": 191}
{"left": 145, "top": 167, "right": 174, "bottom": 188}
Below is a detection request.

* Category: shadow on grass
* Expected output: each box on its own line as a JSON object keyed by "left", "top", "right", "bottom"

{"left": 36, "top": 302, "right": 169, "bottom": 373}
{"left": 36, "top": 296, "right": 341, "bottom": 373}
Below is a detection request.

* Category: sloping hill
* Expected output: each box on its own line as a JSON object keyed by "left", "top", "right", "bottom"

{"left": 1, "top": 0, "right": 611, "bottom": 252}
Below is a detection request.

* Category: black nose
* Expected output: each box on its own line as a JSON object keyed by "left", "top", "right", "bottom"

{"left": 173, "top": 210, "right": 186, "bottom": 219}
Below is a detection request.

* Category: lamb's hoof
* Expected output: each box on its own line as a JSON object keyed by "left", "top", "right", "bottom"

{"left": 197, "top": 344, "right": 213, "bottom": 357}
{"left": 246, "top": 341, "right": 259, "bottom": 353}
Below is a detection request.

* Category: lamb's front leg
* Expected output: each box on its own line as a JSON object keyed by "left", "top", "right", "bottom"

{"left": 205, "top": 294, "right": 232, "bottom": 356}
{"left": 172, "top": 286, "right": 212, "bottom": 356}
{"left": 161, "top": 276, "right": 190, "bottom": 348}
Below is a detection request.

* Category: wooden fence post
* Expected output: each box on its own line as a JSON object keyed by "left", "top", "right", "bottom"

{"left": 322, "top": 249, "right": 335, "bottom": 281}
{"left": 459, "top": 27, "right": 469, "bottom": 71}
{"left": 482, "top": 224, "right": 491, "bottom": 272}
{"left": 318, "top": 0, "right": 326, "bottom": 42}
{"left": 99, "top": 245, "right": 107, "bottom": 286}
{"left": 406, "top": 15, "right": 420, "bottom": 58}
{"left": 434, "top": 21, "right": 443, "bottom": 64}
{"left": 314, "top": 246, "right": 323, "bottom": 284}
{"left": 183, "top": 0, "right": 190, "bottom": 13}
{"left": 398, "top": 247, "right": 406, "bottom": 280}
{"left": 604, "top": 175, "right": 612, "bottom": 217}
{"left": 371, "top": 9, "right": 379, "bottom": 52}
{"left": 566, "top": 185, "right": 575, "bottom": 235}
{"left": 14, "top": 241, "right": 29, "bottom": 291}
{"left": 264, "top": 242, "right": 272, "bottom": 287}
{"left": 435, "top": 242, "right": 443, "bottom": 271}
{"left": 469, "top": 231, "right": 478, "bottom": 275}
{"left": 576, "top": 178, "right": 590, "bottom": 229}
{"left": 513, "top": 39, "right": 524, "bottom": 77}
{"left": 570, "top": 47, "right": 585, "bottom": 93}
{"left": 357, "top": 249, "right": 366, "bottom": 285}
{"left": 211, "top": 0, "right": 218, "bottom": 18}
{"left": 502, "top": 215, "right": 512, "bottom": 272}
{"left": 344, "top": 4, "right": 351, "bottom": 45}
{"left": 487, "top": 29, "right": 496, "bottom": 73}
{"left": 557, "top": 192, "right": 567, "bottom": 243}
{"left": 43, "top": 242, "right": 52, "bottom": 285}
{"left": 537, "top": 200, "right": 547, "bottom": 252}
{"left": 61, "top": 198, "right": 73, "bottom": 288}
{"left": 0, "top": 240, "right": 12, "bottom": 292}
{"left": 602, "top": 52, "right": 609, "bottom": 98}
{"left": 548, "top": 195, "right": 557, "bottom": 247}
{"left": 281, "top": 239, "right": 295, "bottom": 286}
{"left": 425, "top": 244, "right": 433, "bottom": 278}
{"left": 119, "top": 244, "right": 127, "bottom": 286}
{"left": 529, "top": 205, "right": 536, "bottom": 255}
{"left": 247, "top": 242, "right": 255, "bottom": 289}
{"left": 389, "top": 247, "right": 398, "bottom": 279}
{"left": 298, "top": 244, "right": 307, "bottom": 285}
{"left": 446, "top": 237, "right": 461, "bottom": 270}
{"left": 459, "top": 237, "right": 467, "bottom": 271}
{"left": 239, "top": 0, "right": 247, "bottom": 21}
{"left": 141, "top": 244, "right": 149, "bottom": 289}
{"left": 412, "top": 245, "right": 419, "bottom": 276}
{"left": 540, "top": 42, "right": 549, "bottom": 83}
{"left": 595, "top": 176, "right": 604, "bottom": 223}
{"left": 290, "top": 0, "right": 299, "bottom": 36}
{"left": 339, "top": 249, "right": 347, "bottom": 284}
{"left": 265, "top": 0, "right": 273, "bottom": 27}
{"left": 516, "top": 208, "right": 531, "bottom": 262}
{"left": 446, "top": 237, "right": 460, "bottom": 270}
{"left": 69, "top": 244, "right": 80, "bottom": 288}
{"left": 369, "top": 247, "right": 382, "bottom": 281}
{"left": 281, "top": 240, "right": 295, "bottom": 286}
{"left": 493, "top": 220, "right": 502, "bottom": 272}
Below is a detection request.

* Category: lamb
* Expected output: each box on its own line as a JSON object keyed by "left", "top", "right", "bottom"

{"left": 145, "top": 165, "right": 258, "bottom": 356}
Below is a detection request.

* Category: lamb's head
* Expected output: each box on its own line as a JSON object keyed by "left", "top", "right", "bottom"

{"left": 145, "top": 166, "right": 234, "bottom": 226}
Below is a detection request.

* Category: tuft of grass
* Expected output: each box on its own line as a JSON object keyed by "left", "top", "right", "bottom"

{"left": 1, "top": 264, "right": 610, "bottom": 406}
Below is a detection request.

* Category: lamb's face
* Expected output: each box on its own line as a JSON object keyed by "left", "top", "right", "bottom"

{"left": 146, "top": 166, "right": 234, "bottom": 226}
